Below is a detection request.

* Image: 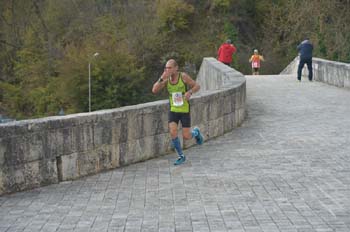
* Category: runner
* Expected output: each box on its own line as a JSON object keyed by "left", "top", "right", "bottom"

{"left": 249, "top": 49, "right": 264, "bottom": 75}
{"left": 152, "top": 59, "right": 204, "bottom": 165}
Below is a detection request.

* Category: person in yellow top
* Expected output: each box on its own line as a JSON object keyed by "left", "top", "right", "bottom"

{"left": 152, "top": 59, "right": 203, "bottom": 165}
{"left": 249, "top": 49, "right": 264, "bottom": 75}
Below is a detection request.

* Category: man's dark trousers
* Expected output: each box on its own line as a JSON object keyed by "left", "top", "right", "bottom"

{"left": 297, "top": 58, "right": 313, "bottom": 81}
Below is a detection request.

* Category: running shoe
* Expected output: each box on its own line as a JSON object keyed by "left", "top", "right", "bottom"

{"left": 174, "top": 155, "right": 186, "bottom": 165}
{"left": 193, "top": 127, "right": 203, "bottom": 145}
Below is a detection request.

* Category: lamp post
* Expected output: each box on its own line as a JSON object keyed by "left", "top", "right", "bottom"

{"left": 88, "top": 52, "right": 99, "bottom": 112}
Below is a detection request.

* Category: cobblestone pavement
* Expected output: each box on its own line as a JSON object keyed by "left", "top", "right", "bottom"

{"left": 1, "top": 75, "right": 350, "bottom": 232}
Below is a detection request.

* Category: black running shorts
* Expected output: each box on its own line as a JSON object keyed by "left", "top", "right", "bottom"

{"left": 168, "top": 111, "right": 191, "bottom": 128}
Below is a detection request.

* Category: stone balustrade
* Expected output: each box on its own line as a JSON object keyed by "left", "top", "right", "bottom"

{"left": 282, "top": 56, "right": 350, "bottom": 88}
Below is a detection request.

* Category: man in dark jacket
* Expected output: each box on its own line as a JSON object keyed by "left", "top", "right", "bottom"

{"left": 297, "top": 38, "right": 313, "bottom": 81}
{"left": 217, "top": 39, "right": 237, "bottom": 66}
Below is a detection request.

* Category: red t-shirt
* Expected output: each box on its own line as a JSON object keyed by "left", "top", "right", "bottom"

{"left": 217, "top": 43, "right": 237, "bottom": 63}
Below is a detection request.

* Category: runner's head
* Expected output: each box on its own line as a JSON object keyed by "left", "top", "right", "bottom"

{"left": 165, "top": 59, "right": 179, "bottom": 76}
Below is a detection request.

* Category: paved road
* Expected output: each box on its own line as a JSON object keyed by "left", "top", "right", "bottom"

{"left": 1, "top": 75, "right": 350, "bottom": 232}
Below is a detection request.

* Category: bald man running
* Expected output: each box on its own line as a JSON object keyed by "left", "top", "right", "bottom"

{"left": 152, "top": 59, "right": 203, "bottom": 165}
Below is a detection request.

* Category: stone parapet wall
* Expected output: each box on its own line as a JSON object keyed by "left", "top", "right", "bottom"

{"left": 0, "top": 57, "right": 246, "bottom": 195}
{"left": 281, "top": 56, "right": 350, "bottom": 88}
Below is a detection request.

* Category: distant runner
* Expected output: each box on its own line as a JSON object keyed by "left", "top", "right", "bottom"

{"left": 249, "top": 49, "right": 264, "bottom": 75}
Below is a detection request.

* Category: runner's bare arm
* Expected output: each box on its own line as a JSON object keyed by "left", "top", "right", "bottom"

{"left": 152, "top": 79, "right": 166, "bottom": 94}
{"left": 182, "top": 72, "right": 200, "bottom": 100}
{"left": 152, "top": 71, "right": 168, "bottom": 94}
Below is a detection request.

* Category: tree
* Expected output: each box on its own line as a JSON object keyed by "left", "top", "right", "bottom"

{"left": 156, "top": 0, "right": 194, "bottom": 33}
{"left": 1, "top": 0, "right": 349, "bottom": 119}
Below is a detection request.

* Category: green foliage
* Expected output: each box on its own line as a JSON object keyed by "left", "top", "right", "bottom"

{"left": 27, "top": 87, "right": 60, "bottom": 117}
{"left": 0, "top": 82, "right": 23, "bottom": 118}
{"left": 317, "top": 32, "right": 327, "bottom": 57}
{"left": 90, "top": 49, "right": 146, "bottom": 110}
{"left": 0, "top": 0, "right": 349, "bottom": 119}
{"left": 156, "top": 0, "right": 194, "bottom": 33}
{"left": 224, "top": 22, "right": 238, "bottom": 42}
{"left": 14, "top": 28, "right": 48, "bottom": 85}
{"left": 213, "top": 0, "right": 231, "bottom": 8}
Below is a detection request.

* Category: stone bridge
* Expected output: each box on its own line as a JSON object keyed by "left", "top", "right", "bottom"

{"left": 0, "top": 57, "right": 350, "bottom": 231}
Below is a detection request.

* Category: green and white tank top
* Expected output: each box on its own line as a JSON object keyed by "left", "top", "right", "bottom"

{"left": 167, "top": 73, "right": 189, "bottom": 113}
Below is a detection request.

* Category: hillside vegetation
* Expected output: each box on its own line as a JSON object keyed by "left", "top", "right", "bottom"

{"left": 0, "top": 0, "right": 349, "bottom": 119}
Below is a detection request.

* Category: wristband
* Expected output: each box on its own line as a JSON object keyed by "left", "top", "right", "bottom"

{"left": 157, "top": 78, "right": 163, "bottom": 83}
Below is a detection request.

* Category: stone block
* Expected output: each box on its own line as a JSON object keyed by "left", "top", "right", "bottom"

{"left": 2, "top": 136, "right": 26, "bottom": 166}
{"left": 47, "top": 130, "right": 65, "bottom": 158}
{"left": 122, "top": 139, "right": 147, "bottom": 165}
{"left": 93, "top": 120, "right": 112, "bottom": 147}
{"left": 27, "top": 133, "right": 46, "bottom": 161}
{"left": 157, "top": 133, "right": 173, "bottom": 154}
{"left": 223, "top": 113, "right": 235, "bottom": 132}
{"left": 77, "top": 151, "right": 99, "bottom": 177}
{"left": 208, "top": 94, "right": 223, "bottom": 121}
{"left": 141, "top": 113, "right": 157, "bottom": 138}
{"left": 208, "top": 117, "right": 224, "bottom": 138}
{"left": 4, "top": 161, "right": 40, "bottom": 193}
{"left": 344, "top": 74, "right": 350, "bottom": 89}
{"left": 110, "top": 119, "right": 122, "bottom": 145}
{"left": 25, "top": 161, "right": 41, "bottom": 187}
{"left": 138, "top": 136, "right": 159, "bottom": 161}
{"left": 0, "top": 139, "right": 5, "bottom": 166}
{"left": 0, "top": 170, "right": 4, "bottom": 194}
{"left": 119, "top": 134, "right": 170, "bottom": 166}
{"left": 117, "top": 117, "right": 128, "bottom": 143}
{"left": 125, "top": 108, "right": 143, "bottom": 141}
{"left": 0, "top": 125, "right": 11, "bottom": 138}
{"left": 57, "top": 127, "right": 75, "bottom": 155}
{"left": 38, "top": 158, "right": 58, "bottom": 186}
{"left": 235, "top": 108, "right": 245, "bottom": 126}
{"left": 223, "top": 94, "right": 234, "bottom": 115}
{"left": 59, "top": 153, "right": 79, "bottom": 181}
{"left": 72, "top": 124, "right": 94, "bottom": 152}
{"left": 236, "top": 85, "right": 246, "bottom": 108}
{"left": 125, "top": 104, "right": 170, "bottom": 139}
{"left": 191, "top": 99, "right": 209, "bottom": 126}
{"left": 96, "top": 144, "right": 120, "bottom": 170}
{"left": 11, "top": 165, "right": 25, "bottom": 191}
{"left": 1, "top": 147, "right": 58, "bottom": 195}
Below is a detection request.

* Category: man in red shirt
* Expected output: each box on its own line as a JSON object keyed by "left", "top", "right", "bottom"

{"left": 217, "top": 39, "right": 237, "bottom": 66}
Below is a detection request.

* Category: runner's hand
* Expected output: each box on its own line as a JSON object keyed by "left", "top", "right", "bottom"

{"left": 184, "top": 91, "right": 192, "bottom": 100}
{"left": 161, "top": 69, "right": 171, "bottom": 81}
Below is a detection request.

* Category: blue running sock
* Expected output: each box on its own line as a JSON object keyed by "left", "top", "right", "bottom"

{"left": 172, "top": 137, "right": 183, "bottom": 157}
{"left": 191, "top": 129, "right": 198, "bottom": 138}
